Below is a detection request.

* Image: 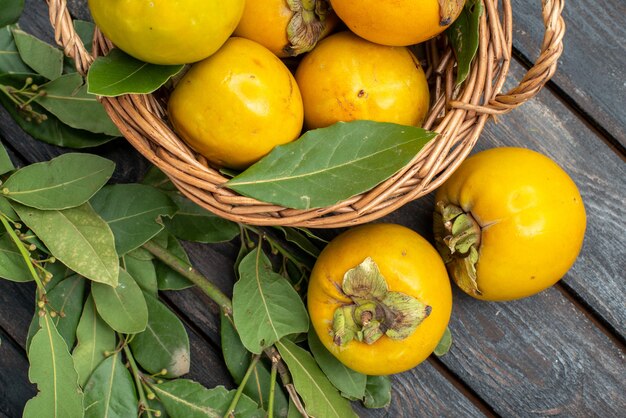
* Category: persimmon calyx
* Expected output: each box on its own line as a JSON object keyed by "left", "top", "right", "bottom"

{"left": 285, "top": 0, "right": 332, "bottom": 56}
{"left": 330, "top": 257, "right": 431, "bottom": 347}
{"left": 437, "top": 0, "right": 464, "bottom": 26}
{"left": 434, "top": 201, "right": 482, "bottom": 296}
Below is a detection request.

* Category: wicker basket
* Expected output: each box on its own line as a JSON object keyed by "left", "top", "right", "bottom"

{"left": 47, "top": 0, "right": 564, "bottom": 228}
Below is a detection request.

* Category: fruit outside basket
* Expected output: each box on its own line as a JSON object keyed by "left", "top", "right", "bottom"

{"left": 46, "top": 0, "right": 565, "bottom": 228}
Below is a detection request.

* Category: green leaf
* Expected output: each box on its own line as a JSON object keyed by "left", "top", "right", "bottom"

{"left": 87, "top": 48, "right": 184, "bottom": 97}
{"left": 141, "top": 166, "right": 177, "bottom": 192}
{"left": 2, "top": 153, "right": 115, "bottom": 210}
{"left": 123, "top": 251, "right": 158, "bottom": 296}
{"left": 233, "top": 248, "right": 309, "bottom": 354}
{"left": 0, "top": 233, "right": 32, "bottom": 282}
{"left": 44, "top": 260, "right": 74, "bottom": 289}
{"left": 72, "top": 295, "right": 116, "bottom": 387}
{"left": 227, "top": 121, "right": 436, "bottom": 209}
{"left": 73, "top": 21, "right": 94, "bottom": 54}
{"left": 274, "top": 226, "right": 320, "bottom": 258}
{"left": 13, "top": 203, "right": 119, "bottom": 286}
{"left": 91, "top": 269, "right": 148, "bottom": 334}
{"left": 0, "top": 140, "right": 14, "bottom": 175}
{"left": 129, "top": 293, "right": 190, "bottom": 378}
{"left": 221, "top": 313, "right": 289, "bottom": 417}
{"left": 447, "top": 0, "right": 483, "bottom": 85}
{"left": 83, "top": 351, "right": 137, "bottom": 418}
{"left": 12, "top": 28, "right": 63, "bottom": 80}
{"left": 152, "top": 231, "right": 193, "bottom": 290}
{"left": 307, "top": 330, "right": 366, "bottom": 400}
{"left": 0, "top": 195, "right": 17, "bottom": 220}
{"left": 0, "top": 0, "right": 24, "bottom": 28}
{"left": 434, "top": 326, "right": 453, "bottom": 356}
{"left": 46, "top": 274, "right": 87, "bottom": 349}
{"left": 23, "top": 314, "right": 84, "bottom": 418}
{"left": 287, "top": 398, "right": 303, "bottom": 418}
{"left": 164, "top": 194, "right": 239, "bottom": 243}
{"left": 152, "top": 380, "right": 264, "bottom": 418}
{"left": 0, "top": 25, "right": 33, "bottom": 74}
{"left": 363, "top": 375, "right": 392, "bottom": 408}
{"left": 90, "top": 184, "right": 177, "bottom": 255}
{"left": 0, "top": 90, "right": 116, "bottom": 149}
{"left": 33, "top": 73, "right": 120, "bottom": 136}
{"left": 275, "top": 339, "right": 356, "bottom": 418}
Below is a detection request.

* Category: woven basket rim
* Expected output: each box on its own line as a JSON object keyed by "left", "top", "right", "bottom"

{"left": 46, "top": 0, "right": 565, "bottom": 228}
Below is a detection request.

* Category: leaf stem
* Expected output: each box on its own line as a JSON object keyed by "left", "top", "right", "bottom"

{"left": 142, "top": 240, "right": 233, "bottom": 315}
{"left": 122, "top": 341, "right": 153, "bottom": 418}
{"left": 0, "top": 212, "right": 46, "bottom": 294}
{"left": 223, "top": 354, "right": 261, "bottom": 418}
{"left": 268, "top": 359, "right": 278, "bottom": 418}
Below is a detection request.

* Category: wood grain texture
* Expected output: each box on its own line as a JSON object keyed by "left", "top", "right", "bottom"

{"left": 0, "top": 281, "right": 36, "bottom": 348}
{"left": 511, "top": 0, "right": 626, "bottom": 148}
{"left": 0, "top": 328, "right": 34, "bottom": 418}
{"left": 441, "top": 287, "right": 626, "bottom": 417}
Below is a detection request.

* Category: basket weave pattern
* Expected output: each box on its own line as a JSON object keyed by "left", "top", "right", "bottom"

{"left": 46, "top": 0, "right": 565, "bottom": 228}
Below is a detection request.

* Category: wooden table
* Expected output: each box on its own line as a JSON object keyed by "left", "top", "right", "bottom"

{"left": 1, "top": 1, "right": 624, "bottom": 417}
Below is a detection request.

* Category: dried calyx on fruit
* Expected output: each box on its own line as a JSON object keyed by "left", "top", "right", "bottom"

{"left": 433, "top": 201, "right": 482, "bottom": 296}
{"left": 285, "top": 0, "right": 333, "bottom": 56}
{"left": 331, "top": 258, "right": 431, "bottom": 346}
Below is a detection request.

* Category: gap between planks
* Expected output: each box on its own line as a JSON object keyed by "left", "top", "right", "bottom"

{"left": 511, "top": 46, "right": 626, "bottom": 159}
{"left": 428, "top": 356, "right": 500, "bottom": 418}
{"left": 555, "top": 282, "right": 626, "bottom": 350}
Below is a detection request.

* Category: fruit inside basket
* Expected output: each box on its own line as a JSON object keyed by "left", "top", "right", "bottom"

{"left": 46, "top": 0, "right": 564, "bottom": 227}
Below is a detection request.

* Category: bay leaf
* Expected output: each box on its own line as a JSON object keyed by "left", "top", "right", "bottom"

{"left": 164, "top": 194, "right": 239, "bottom": 243}
{"left": 72, "top": 295, "right": 116, "bottom": 387}
{"left": 363, "top": 375, "right": 392, "bottom": 409}
{"left": 73, "top": 21, "right": 94, "bottom": 54}
{"left": 13, "top": 202, "right": 119, "bottom": 286}
{"left": 227, "top": 121, "right": 437, "bottom": 209}
{"left": 274, "top": 226, "right": 320, "bottom": 258}
{"left": 307, "top": 330, "right": 367, "bottom": 400}
{"left": 0, "top": 25, "right": 33, "bottom": 75}
{"left": 447, "top": 0, "right": 483, "bottom": 85}
{"left": 123, "top": 252, "right": 158, "bottom": 296}
{"left": 2, "top": 153, "right": 115, "bottom": 210}
{"left": 12, "top": 28, "right": 63, "bottom": 80}
{"left": 433, "top": 326, "right": 453, "bottom": 356}
{"left": 232, "top": 248, "right": 309, "bottom": 354}
{"left": 91, "top": 269, "right": 148, "bottom": 334}
{"left": 83, "top": 351, "right": 137, "bottom": 418}
{"left": 87, "top": 48, "right": 184, "bottom": 97}
{"left": 43, "top": 260, "right": 74, "bottom": 290}
{"left": 141, "top": 166, "right": 176, "bottom": 192}
{"left": 0, "top": 0, "right": 24, "bottom": 28}
{"left": 34, "top": 73, "right": 120, "bottom": 136}
{"left": 129, "top": 293, "right": 190, "bottom": 378}
{"left": 152, "top": 380, "right": 264, "bottom": 418}
{"left": 275, "top": 339, "right": 357, "bottom": 418}
{"left": 90, "top": 184, "right": 177, "bottom": 255}
{"left": 23, "top": 314, "right": 84, "bottom": 418}
{"left": 0, "top": 233, "right": 32, "bottom": 282}
{"left": 0, "top": 196, "right": 17, "bottom": 220}
{"left": 0, "top": 84, "right": 116, "bottom": 148}
{"left": 151, "top": 231, "right": 193, "bottom": 290}
{"left": 46, "top": 274, "right": 87, "bottom": 349}
{"left": 0, "top": 140, "right": 14, "bottom": 175}
{"left": 220, "top": 312, "right": 289, "bottom": 417}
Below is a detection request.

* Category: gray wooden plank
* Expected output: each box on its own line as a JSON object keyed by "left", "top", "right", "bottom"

{"left": 440, "top": 286, "right": 625, "bottom": 417}
{"left": 0, "top": 281, "right": 35, "bottom": 349}
{"left": 0, "top": 328, "right": 35, "bottom": 418}
{"left": 511, "top": 0, "right": 626, "bottom": 148}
